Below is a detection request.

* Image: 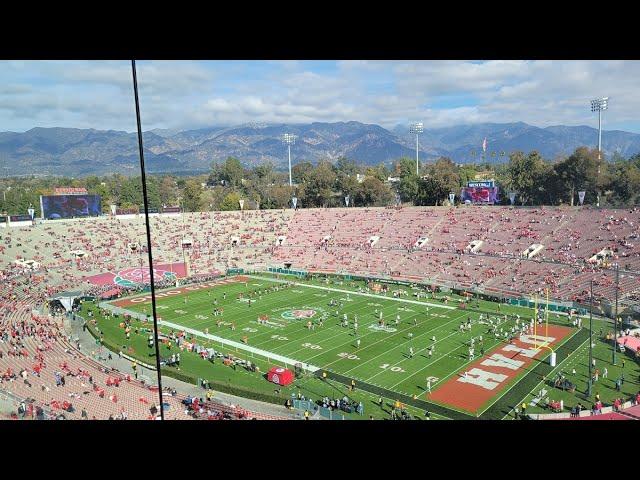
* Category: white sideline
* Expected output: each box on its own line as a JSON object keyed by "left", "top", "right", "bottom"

{"left": 158, "top": 320, "right": 321, "bottom": 373}
{"left": 99, "top": 301, "right": 320, "bottom": 373}
{"left": 246, "top": 275, "right": 456, "bottom": 310}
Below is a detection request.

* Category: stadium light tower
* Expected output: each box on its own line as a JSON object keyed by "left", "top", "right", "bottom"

{"left": 409, "top": 122, "right": 424, "bottom": 175}
{"left": 591, "top": 97, "right": 609, "bottom": 207}
{"left": 282, "top": 133, "right": 297, "bottom": 187}
{"left": 591, "top": 97, "right": 609, "bottom": 158}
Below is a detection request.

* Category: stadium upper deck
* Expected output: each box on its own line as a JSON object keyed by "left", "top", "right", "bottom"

{"left": 1, "top": 205, "right": 639, "bottom": 307}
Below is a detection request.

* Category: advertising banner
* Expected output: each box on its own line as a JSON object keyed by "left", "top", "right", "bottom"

{"left": 54, "top": 187, "right": 88, "bottom": 195}
{"left": 10, "top": 214, "right": 34, "bottom": 222}
{"left": 467, "top": 180, "right": 494, "bottom": 188}
{"left": 161, "top": 206, "right": 181, "bottom": 213}
{"left": 116, "top": 207, "right": 139, "bottom": 215}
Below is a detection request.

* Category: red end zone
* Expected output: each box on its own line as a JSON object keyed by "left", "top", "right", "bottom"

{"left": 85, "top": 263, "right": 188, "bottom": 286}
{"left": 428, "top": 324, "right": 574, "bottom": 414}
{"left": 111, "top": 275, "right": 249, "bottom": 307}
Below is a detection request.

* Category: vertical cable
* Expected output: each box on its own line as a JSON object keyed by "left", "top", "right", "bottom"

{"left": 131, "top": 59, "right": 165, "bottom": 420}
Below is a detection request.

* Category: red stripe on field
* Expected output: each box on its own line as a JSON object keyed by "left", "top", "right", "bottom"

{"left": 111, "top": 275, "right": 248, "bottom": 307}
{"left": 428, "top": 324, "right": 573, "bottom": 414}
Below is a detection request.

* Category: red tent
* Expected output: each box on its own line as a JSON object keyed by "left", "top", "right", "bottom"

{"left": 267, "top": 367, "right": 294, "bottom": 386}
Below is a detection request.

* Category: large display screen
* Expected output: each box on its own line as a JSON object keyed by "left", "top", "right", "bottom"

{"left": 460, "top": 186, "right": 499, "bottom": 204}
{"left": 41, "top": 194, "right": 102, "bottom": 219}
{"left": 116, "top": 207, "right": 139, "bottom": 215}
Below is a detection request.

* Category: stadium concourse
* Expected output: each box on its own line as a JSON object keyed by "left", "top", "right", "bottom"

{"left": 1, "top": 205, "right": 640, "bottom": 420}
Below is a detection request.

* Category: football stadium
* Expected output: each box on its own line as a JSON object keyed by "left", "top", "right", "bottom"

{"left": 1, "top": 60, "right": 640, "bottom": 422}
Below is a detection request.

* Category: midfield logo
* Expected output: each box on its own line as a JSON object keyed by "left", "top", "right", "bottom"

{"left": 274, "top": 306, "right": 329, "bottom": 322}
{"left": 281, "top": 309, "right": 317, "bottom": 320}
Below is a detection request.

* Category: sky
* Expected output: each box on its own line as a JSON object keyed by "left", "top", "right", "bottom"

{"left": 0, "top": 60, "right": 639, "bottom": 133}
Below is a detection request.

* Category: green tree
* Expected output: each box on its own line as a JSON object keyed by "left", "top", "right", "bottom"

{"left": 221, "top": 157, "right": 244, "bottom": 188}
{"left": 182, "top": 179, "right": 204, "bottom": 212}
{"left": 427, "top": 157, "right": 461, "bottom": 203}
{"left": 334, "top": 157, "right": 359, "bottom": 177}
{"left": 504, "top": 151, "right": 547, "bottom": 205}
{"left": 305, "top": 160, "right": 337, "bottom": 207}
{"left": 354, "top": 177, "right": 394, "bottom": 207}
{"left": 219, "top": 191, "right": 242, "bottom": 211}
{"left": 159, "top": 176, "right": 178, "bottom": 206}
{"left": 365, "top": 163, "right": 390, "bottom": 182}
{"left": 292, "top": 161, "right": 314, "bottom": 184}
{"left": 553, "top": 147, "right": 601, "bottom": 206}
{"left": 336, "top": 172, "right": 359, "bottom": 199}
{"left": 609, "top": 161, "right": 640, "bottom": 205}
{"left": 395, "top": 157, "right": 417, "bottom": 179}
{"left": 398, "top": 174, "right": 419, "bottom": 203}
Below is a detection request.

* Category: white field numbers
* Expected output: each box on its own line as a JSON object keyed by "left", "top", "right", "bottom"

{"left": 338, "top": 352, "right": 360, "bottom": 360}
{"left": 380, "top": 363, "right": 405, "bottom": 373}
{"left": 243, "top": 327, "right": 258, "bottom": 333}
{"left": 301, "top": 342, "right": 322, "bottom": 350}
{"left": 271, "top": 334, "right": 288, "bottom": 341}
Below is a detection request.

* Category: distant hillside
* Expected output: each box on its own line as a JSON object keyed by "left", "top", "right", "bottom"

{"left": 1, "top": 121, "right": 638, "bottom": 176}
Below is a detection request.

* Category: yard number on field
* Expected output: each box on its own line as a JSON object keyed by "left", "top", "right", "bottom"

{"left": 243, "top": 327, "right": 258, "bottom": 333}
{"left": 380, "top": 363, "right": 405, "bottom": 373}
{"left": 338, "top": 352, "right": 360, "bottom": 360}
{"left": 271, "top": 334, "right": 289, "bottom": 341}
{"left": 301, "top": 342, "right": 322, "bottom": 350}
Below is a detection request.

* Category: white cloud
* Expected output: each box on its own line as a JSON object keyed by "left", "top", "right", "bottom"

{"left": 0, "top": 60, "right": 639, "bottom": 133}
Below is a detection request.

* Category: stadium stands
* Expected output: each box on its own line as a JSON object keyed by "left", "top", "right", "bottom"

{"left": 2, "top": 205, "right": 639, "bottom": 419}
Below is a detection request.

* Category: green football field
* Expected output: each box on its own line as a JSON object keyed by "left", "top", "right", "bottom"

{"left": 84, "top": 272, "right": 632, "bottom": 419}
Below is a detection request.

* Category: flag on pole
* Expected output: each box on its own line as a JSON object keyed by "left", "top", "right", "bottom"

{"left": 482, "top": 137, "right": 487, "bottom": 153}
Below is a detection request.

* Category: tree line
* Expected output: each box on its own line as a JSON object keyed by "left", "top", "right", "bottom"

{"left": 1, "top": 146, "right": 639, "bottom": 216}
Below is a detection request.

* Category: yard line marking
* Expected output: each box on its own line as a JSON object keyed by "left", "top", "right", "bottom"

{"left": 157, "top": 319, "right": 321, "bottom": 373}
{"left": 246, "top": 274, "right": 456, "bottom": 310}
{"left": 330, "top": 310, "right": 469, "bottom": 375}
{"left": 391, "top": 317, "right": 524, "bottom": 390}
{"left": 386, "top": 319, "right": 512, "bottom": 389}
{"left": 364, "top": 314, "right": 471, "bottom": 384}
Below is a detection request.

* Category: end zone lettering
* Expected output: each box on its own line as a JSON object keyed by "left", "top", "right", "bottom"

{"left": 428, "top": 325, "right": 573, "bottom": 413}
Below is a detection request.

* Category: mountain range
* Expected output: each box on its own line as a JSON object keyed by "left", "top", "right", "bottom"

{"left": 1, "top": 121, "right": 639, "bottom": 177}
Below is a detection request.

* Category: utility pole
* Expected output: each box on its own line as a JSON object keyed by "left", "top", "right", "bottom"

{"left": 587, "top": 280, "right": 593, "bottom": 397}
{"left": 613, "top": 264, "right": 619, "bottom": 364}
{"left": 410, "top": 122, "right": 424, "bottom": 176}
{"left": 591, "top": 97, "right": 609, "bottom": 208}
{"left": 282, "top": 133, "right": 296, "bottom": 187}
